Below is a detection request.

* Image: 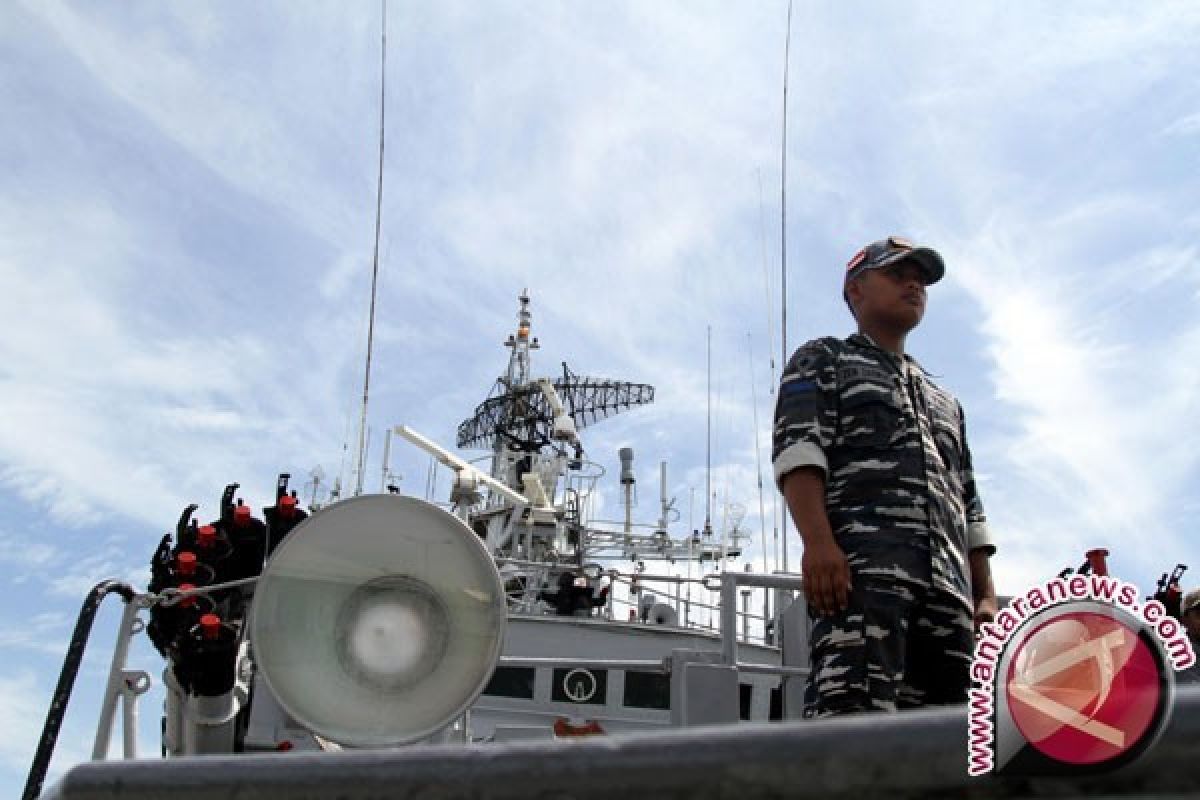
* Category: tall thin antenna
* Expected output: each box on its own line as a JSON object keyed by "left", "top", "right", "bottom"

{"left": 748, "top": 333, "right": 770, "bottom": 577}
{"left": 354, "top": 0, "right": 388, "bottom": 496}
{"left": 780, "top": 0, "right": 792, "bottom": 366}
{"left": 749, "top": 335, "right": 773, "bottom": 628}
{"left": 704, "top": 325, "right": 712, "bottom": 535}
{"left": 778, "top": 0, "right": 794, "bottom": 573}
{"left": 380, "top": 427, "right": 393, "bottom": 491}
{"left": 757, "top": 171, "right": 778, "bottom": 382}
{"left": 757, "top": 171, "right": 781, "bottom": 573}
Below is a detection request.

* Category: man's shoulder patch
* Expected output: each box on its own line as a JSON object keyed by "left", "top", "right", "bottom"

{"left": 780, "top": 379, "right": 817, "bottom": 397}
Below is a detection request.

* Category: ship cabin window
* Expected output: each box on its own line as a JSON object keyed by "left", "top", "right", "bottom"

{"left": 769, "top": 686, "right": 783, "bottom": 721}
{"left": 623, "top": 670, "right": 670, "bottom": 710}
{"left": 552, "top": 668, "right": 607, "bottom": 705}
{"left": 739, "top": 683, "right": 753, "bottom": 721}
{"left": 482, "top": 666, "right": 535, "bottom": 700}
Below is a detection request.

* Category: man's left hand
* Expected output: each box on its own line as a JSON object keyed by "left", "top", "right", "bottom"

{"left": 969, "top": 547, "right": 997, "bottom": 633}
{"left": 973, "top": 595, "right": 998, "bottom": 633}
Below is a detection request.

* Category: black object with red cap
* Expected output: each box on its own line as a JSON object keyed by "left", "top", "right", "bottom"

{"left": 173, "top": 613, "right": 239, "bottom": 697}
{"left": 224, "top": 496, "right": 268, "bottom": 584}
{"left": 147, "top": 546, "right": 216, "bottom": 659}
{"left": 1151, "top": 563, "right": 1188, "bottom": 620}
{"left": 144, "top": 477, "right": 311, "bottom": 699}
{"left": 263, "top": 473, "right": 309, "bottom": 558}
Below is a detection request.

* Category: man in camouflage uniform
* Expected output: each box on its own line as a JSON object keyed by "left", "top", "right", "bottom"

{"left": 772, "top": 236, "right": 997, "bottom": 716}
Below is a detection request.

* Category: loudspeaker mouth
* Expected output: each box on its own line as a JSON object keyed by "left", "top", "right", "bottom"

{"left": 251, "top": 494, "right": 506, "bottom": 747}
{"left": 336, "top": 575, "right": 451, "bottom": 692}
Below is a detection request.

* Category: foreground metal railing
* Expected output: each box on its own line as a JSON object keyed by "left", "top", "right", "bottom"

{"left": 42, "top": 688, "right": 1200, "bottom": 799}
{"left": 23, "top": 581, "right": 136, "bottom": 800}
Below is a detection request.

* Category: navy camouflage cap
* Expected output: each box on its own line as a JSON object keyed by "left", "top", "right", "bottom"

{"left": 844, "top": 236, "right": 946, "bottom": 286}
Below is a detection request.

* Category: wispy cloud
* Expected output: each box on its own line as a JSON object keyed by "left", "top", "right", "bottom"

{"left": 0, "top": 531, "right": 60, "bottom": 571}
{"left": 0, "top": 671, "right": 45, "bottom": 773}
{"left": 0, "top": 668, "right": 95, "bottom": 790}
{"left": 0, "top": 612, "right": 70, "bottom": 656}
{"left": 1162, "top": 111, "right": 1200, "bottom": 138}
{"left": 886, "top": 3, "right": 1200, "bottom": 589}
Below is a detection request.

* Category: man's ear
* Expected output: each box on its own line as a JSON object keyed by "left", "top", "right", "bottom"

{"left": 845, "top": 277, "right": 864, "bottom": 312}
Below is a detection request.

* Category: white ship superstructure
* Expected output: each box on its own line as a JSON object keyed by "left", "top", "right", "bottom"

{"left": 23, "top": 292, "right": 813, "bottom": 800}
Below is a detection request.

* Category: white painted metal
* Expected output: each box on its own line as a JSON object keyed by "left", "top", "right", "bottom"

{"left": 91, "top": 598, "right": 143, "bottom": 759}
{"left": 394, "top": 425, "right": 530, "bottom": 508}
{"left": 118, "top": 670, "right": 149, "bottom": 758}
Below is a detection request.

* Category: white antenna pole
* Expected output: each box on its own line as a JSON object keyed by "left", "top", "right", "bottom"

{"left": 381, "top": 427, "right": 392, "bottom": 492}
{"left": 780, "top": 0, "right": 792, "bottom": 363}
{"left": 748, "top": 332, "right": 772, "bottom": 626}
{"left": 658, "top": 461, "right": 668, "bottom": 531}
{"left": 757, "top": 172, "right": 781, "bottom": 574}
{"left": 704, "top": 325, "right": 713, "bottom": 537}
{"left": 748, "top": 333, "right": 770, "bottom": 576}
{"left": 353, "top": 0, "right": 389, "bottom": 497}
{"left": 687, "top": 486, "right": 695, "bottom": 625}
{"left": 778, "top": 0, "right": 794, "bottom": 573}
{"left": 719, "top": 486, "right": 728, "bottom": 566}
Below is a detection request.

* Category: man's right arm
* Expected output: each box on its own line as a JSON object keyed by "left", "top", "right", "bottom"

{"left": 782, "top": 468, "right": 851, "bottom": 614}
{"left": 772, "top": 339, "right": 848, "bottom": 615}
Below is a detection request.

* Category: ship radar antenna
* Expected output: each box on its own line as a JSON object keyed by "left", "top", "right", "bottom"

{"left": 456, "top": 293, "right": 653, "bottom": 457}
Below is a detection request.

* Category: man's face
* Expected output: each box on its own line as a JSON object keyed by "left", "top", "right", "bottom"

{"left": 848, "top": 260, "right": 929, "bottom": 331}
{"left": 1184, "top": 607, "right": 1200, "bottom": 641}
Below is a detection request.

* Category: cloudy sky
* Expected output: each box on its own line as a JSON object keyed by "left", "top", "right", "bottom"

{"left": 3, "top": 0, "right": 1199, "bottom": 792}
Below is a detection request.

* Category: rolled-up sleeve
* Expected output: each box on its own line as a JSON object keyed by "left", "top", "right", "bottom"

{"left": 772, "top": 339, "right": 838, "bottom": 489}
{"left": 959, "top": 403, "right": 994, "bottom": 554}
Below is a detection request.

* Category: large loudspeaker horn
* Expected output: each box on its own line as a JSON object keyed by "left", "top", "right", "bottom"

{"left": 251, "top": 494, "right": 506, "bottom": 747}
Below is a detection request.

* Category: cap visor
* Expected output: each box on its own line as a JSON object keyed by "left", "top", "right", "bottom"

{"left": 882, "top": 247, "right": 944, "bottom": 285}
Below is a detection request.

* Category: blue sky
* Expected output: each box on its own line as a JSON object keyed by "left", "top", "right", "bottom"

{"left": 2, "top": 1, "right": 1199, "bottom": 791}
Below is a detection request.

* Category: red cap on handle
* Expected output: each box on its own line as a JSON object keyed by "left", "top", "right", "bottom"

{"left": 1086, "top": 548, "right": 1110, "bottom": 577}
{"left": 178, "top": 582, "right": 197, "bottom": 608}
{"left": 176, "top": 551, "right": 197, "bottom": 576}
{"left": 234, "top": 504, "right": 251, "bottom": 527}
{"left": 197, "top": 525, "right": 217, "bottom": 548}
{"left": 200, "top": 613, "right": 222, "bottom": 641}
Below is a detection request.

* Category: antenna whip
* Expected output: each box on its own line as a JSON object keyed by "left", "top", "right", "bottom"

{"left": 354, "top": 0, "right": 388, "bottom": 495}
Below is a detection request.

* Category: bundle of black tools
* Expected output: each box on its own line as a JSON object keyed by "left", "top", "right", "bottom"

{"left": 1150, "top": 563, "right": 1188, "bottom": 620}
{"left": 146, "top": 474, "right": 308, "bottom": 695}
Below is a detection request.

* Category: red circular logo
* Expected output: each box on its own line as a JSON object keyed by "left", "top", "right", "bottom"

{"left": 1005, "top": 611, "right": 1163, "bottom": 766}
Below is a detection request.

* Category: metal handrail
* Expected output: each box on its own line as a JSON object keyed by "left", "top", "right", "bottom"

{"left": 718, "top": 572, "right": 805, "bottom": 665}
{"left": 23, "top": 581, "right": 136, "bottom": 800}
{"left": 607, "top": 571, "right": 782, "bottom": 647}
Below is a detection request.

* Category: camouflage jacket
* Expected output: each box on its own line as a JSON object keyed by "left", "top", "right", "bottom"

{"left": 771, "top": 333, "right": 992, "bottom": 611}
{"left": 1180, "top": 636, "right": 1200, "bottom": 685}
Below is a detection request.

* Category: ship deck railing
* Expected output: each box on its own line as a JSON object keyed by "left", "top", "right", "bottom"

{"left": 43, "top": 688, "right": 1200, "bottom": 799}
{"left": 500, "top": 558, "right": 788, "bottom": 649}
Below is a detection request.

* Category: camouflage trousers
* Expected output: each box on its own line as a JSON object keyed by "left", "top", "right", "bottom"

{"left": 804, "top": 578, "right": 973, "bottom": 716}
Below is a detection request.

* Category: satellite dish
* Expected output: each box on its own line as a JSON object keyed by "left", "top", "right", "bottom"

{"left": 251, "top": 494, "right": 506, "bottom": 747}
